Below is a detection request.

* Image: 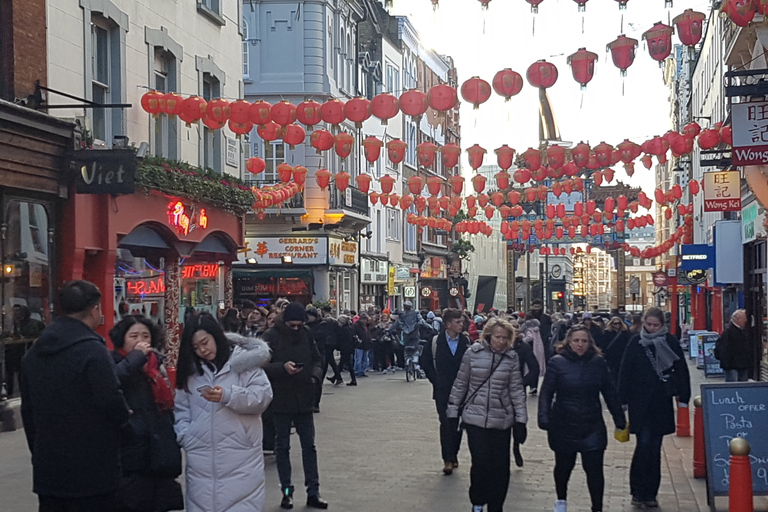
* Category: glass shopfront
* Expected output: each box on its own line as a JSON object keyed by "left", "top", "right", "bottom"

{"left": 233, "top": 269, "right": 313, "bottom": 308}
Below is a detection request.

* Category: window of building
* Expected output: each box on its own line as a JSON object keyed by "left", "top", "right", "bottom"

{"left": 404, "top": 205, "right": 417, "bottom": 253}
{"left": 386, "top": 63, "right": 399, "bottom": 95}
{"left": 153, "top": 49, "right": 178, "bottom": 159}
{"left": 242, "top": 18, "right": 250, "bottom": 79}
{"left": 405, "top": 121, "right": 417, "bottom": 167}
{"left": 90, "top": 18, "right": 121, "bottom": 144}
{"left": 261, "top": 140, "right": 285, "bottom": 182}
{"left": 387, "top": 208, "right": 400, "bottom": 241}
{"left": 346, "top": 33, "right": 352, "bottom": 92}
{"left": 202, "top": 74, "right": 222, "bottom": 172}
{"left": 338, "top": 27, "right": 345, "bottom": 89}
{"left": 376, "top": 210, "right": 382, "bottom": 253}
{"left": 197, "top": 0, "right": 224, "bottom": 24}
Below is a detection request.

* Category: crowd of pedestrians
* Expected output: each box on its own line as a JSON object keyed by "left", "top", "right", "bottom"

{"left": 16, "top": 278, "right": 695, "bottom": 512}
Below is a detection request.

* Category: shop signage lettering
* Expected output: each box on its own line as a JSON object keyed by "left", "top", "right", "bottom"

{"left": 236, "top": 278, "right": 275, "bottom": 295}
{"left": 240, "top": 237, "right": 328, "bottom": 265}
{"left": 328, "top": 239, "right": 358, "bottom": 266}
{"left": 703, "top": 171, "right": 741, "bottom": 212}
{"left": 733, "top": 101, "right": 768, "bottom": 165}
{"left": 73, "top": 149, "right": 136, "bottom": 195}
{"left": 277, "top": 278, "right": 309, "bottom": 296}
{"left": 168, "top": 201, "right": 208, "bottom": 236}
{"left": 181, "top": 264, "right": 218, "bottom": 279}
{"left": 125, "top": 264, "right": 218, "bottom": 296}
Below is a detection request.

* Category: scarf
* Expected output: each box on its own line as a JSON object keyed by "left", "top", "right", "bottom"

{"left": 638, "top": 325, "right": 679, "bottom": 380}
{"left": 119, "top": 349, "right": 175, "bottom": 411}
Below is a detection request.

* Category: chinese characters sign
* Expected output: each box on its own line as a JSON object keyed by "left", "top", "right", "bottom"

{"left": 167, "top": 201, "right": 208, "bottom": 236}
{"left": 238, "top": 237, "right": 328, "bottom": 265}
{"left": 702, "top": 171, "right": 741, "bottom": 212}
{"left": 733, "top": 101, "right": 768, "bottom": 165}
{"left": 328, "top": 238, "right": 358, "bottom": 267}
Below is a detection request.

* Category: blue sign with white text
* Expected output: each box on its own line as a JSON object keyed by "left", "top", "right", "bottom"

{"left": 680, "top": 244, "right": 715, "bottom": 271}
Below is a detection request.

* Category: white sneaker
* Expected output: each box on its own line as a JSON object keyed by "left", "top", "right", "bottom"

{"left": 381, "top": 369, "right": 387, "bottom": 374}
{"left": 554, "top": 500, "right": 567, "bottom": 512}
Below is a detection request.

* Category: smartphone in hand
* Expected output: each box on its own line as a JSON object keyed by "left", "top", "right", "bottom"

{"left": 294, "top": 363, "right": 305, "bottom": 369}
{"left": 197, "top": 385, "right": 212, "bottom": 395}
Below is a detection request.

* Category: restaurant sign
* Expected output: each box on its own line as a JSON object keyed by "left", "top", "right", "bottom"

{"left": 702, "top": 171, "right": 741, "bottom": 212}
{"left": 328, "top": 238, "right": 358, "bottom": 267}
{"left": 241, "top": 237, "right": 328, "bottom": 265}
{"left": 73, "top": 148, "right": 136, "bottom": 195}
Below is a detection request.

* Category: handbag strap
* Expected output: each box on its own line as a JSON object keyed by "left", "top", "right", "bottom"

{"left": 460, "top": 351, "right": 507, "bottom": 410}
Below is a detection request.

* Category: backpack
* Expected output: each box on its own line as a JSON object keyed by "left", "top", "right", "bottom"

{"left": 419, "top": 321, "right": 438, "bottom": 340}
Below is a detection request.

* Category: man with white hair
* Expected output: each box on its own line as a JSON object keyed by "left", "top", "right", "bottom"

{"left": 715, "top": 309, "right": 752, "bottom": 382}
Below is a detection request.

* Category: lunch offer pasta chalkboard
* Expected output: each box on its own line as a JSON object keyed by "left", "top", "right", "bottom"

{"left": 701, "top": 383, "right": 768, "bottom": 511}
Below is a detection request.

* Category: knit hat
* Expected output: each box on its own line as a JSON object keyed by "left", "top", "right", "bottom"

{"left": 474, "top": 315, "right": 484, "bottom": 324}
{"left": 427, "top": 311, "right": 435, "bottom": 320}
{"left": 582, "top": 312, "right": 593, "bottom": 319}
{"left": 283, "top": 302, "right": 307, "bottom": 323}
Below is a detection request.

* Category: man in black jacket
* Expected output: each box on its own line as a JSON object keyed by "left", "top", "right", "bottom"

{"left": 528, "top": 299, "right": 553, "bottom": 358}
{"left": 21, "top": 280, "right": 131, "bottom": 512}
{"left": 421, "top": 308, "right": 470, "bottom": 475}
{"left": 715, "top": 309, "right": 751, "bottom": 382}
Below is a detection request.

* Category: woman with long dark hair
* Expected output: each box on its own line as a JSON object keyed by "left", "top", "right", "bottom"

{"left": 604, "top": 316, "right": 631, "bottom": 390}
{"left": 174, "top": 313, "right": 273, "bottom": 512}
{"left": 538, "top": 325, "right": 626, "bottom": 512}
{"left": 109, "top": 316, "right": 183, "bottom": 512}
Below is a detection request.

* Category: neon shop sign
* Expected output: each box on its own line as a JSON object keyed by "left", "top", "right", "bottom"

{"left": 125, "top": 264, "right": 219, "bottom": 297}
{"left": 167, "top": 201, "right": 208, "bottom": 236}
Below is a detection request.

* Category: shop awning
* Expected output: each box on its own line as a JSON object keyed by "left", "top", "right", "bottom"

{"left": 119, "top": 225, "right": 172, "bottom": 250}
{"left": 194, "top": 234, "right": 233, "bottom": 254}
{"left": 233, "top": 268, "right": 313, "bottom": 279}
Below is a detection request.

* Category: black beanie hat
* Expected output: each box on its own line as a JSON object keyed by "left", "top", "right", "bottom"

{"left": 283, "top": 302, "right": 307, "bottom": 323}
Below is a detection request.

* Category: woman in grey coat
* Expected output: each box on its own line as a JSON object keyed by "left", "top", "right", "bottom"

{"left": 447, "top": 317, "right": 528, "bottom": 512}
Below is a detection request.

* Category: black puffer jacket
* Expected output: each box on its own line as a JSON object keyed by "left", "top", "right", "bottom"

{"left": 262, "top": 318, "right": 323, "bottom": 414}
{"left": 538, "top": 346, "right": 625, "bottom": 453}
{"left": 604, "top": 330, "right": 631, "bottom": 387}
{"left": 715, "top": 323, "right": 751, "bottom": 371}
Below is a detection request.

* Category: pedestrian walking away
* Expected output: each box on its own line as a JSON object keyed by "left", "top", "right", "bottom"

{"left": 447, "top": 317, "right": 528, "bottom": 512}
{"left": 420, "top": 308, "right": 471, "bottom": 475}
{"left": 619, "top": 307, "right": 691, "bottom": 509}
{"left": 21, "top": 280, "right": 131, "bottom": 512}
{"left": 538, "top": 324, "right": 627, "bottom": 512}
{"left": 714, "top": 309, "right": 751, "bottom": 382}
{"left": 174, "top": 313, "right": 273, "bottom": 512}
{"left": 511, "top": 320, "right": 540, "bottom": 467}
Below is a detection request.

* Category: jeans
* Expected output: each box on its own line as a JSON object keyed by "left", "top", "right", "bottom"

{"left": 630, "top": 425, "right": 664, "bottom": 501}
{"left": 725, "top": 368, "right": 749, "bottom": 382}
{"left": 436, "top": 394, "right": 463, "bottom": 463}
{"left": 354, "top": 348, "right": 369, "bottom": 375}
{"left": 465, "top": 424, "right": 511, "bottom": 512}
{"left": 273, "top": 412, "right": 320, "bottom": 497}
{"left": 38, "top": 493, "right": 115, "bottom": 512}
{"left": 554, "top": 450, "right": 605, "bottom": 512}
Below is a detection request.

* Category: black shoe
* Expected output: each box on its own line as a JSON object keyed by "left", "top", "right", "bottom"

{"left": 313, "top": 406, "right": 320, "bottom": 413}
{"left": 513, "top": 442, "right": 524, "bottom": 467}
{"left": 347, "top": 381, "right": 357, "bottom": 386}
{"left": 307, "top": 495, "right": 329, "bottom": 509}
{"left": 326, "top": 376, "right": 338, "bottom": 384}
{"left": 280, "top": 489, "right": 293, "bottom": 509}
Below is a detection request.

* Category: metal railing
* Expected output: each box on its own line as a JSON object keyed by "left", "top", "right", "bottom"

{"left": 329, "top": 185, "right": 369, "bottom": 217}
{"left": 244, "top": 178, "right": 304, "bottom": 209}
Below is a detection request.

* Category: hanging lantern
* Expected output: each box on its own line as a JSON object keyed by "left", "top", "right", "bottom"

{"left": 277, "top": 163, "right": 294, "bottom": 184}
{"left": 415, "top": 195, "right": 427, "bottom": 213}
{"left": 205, "top": 99, "right": 229, "bottom": 124}
{"left": 525, "top": 188, "right": 537, "bottom": 202}
{"left": 247, "top": 100, "right": 272, "bottom": 126}
{"left": 356, "top": 174, "right": 372, "bottom": 194}
{"left": 460, "top": 77, "right": 492, "bottom": 109}
{"left": 399, "top": 89, "right": 429, "bottom": 121}
{"left": 556, "top": 203, "right": 566, "bottom": 219}
{"left": 495, "top": 170, "right": 510, "bottom": 190}
{"left": 246, "top": 157, "right": 266, "bottom": 175}
{"left": 320, "top": 98, "right": 346, "bottom": 126}
{"left": 407, "top": 176, "right": 425, "bottom": 195}
{"left": 492, "top": 69, "right": 524, "bottom": 100}
{"left": 179, "top": 96, "right": 207, "bottom": 125}
{"left": 697, "top": 129, "right": 721, "bottom": 150}
{"left": 293, "top": 166, "right": 308, "bottom": 187}
{"left": 370, "top": 192, "right": 381, "bottom": 206}
{"left": 438, "top": 196, "right": 450, "bottom": 211}
{"left": 642, "top": 23, "right": 674, "bottom": 64}
{"left": 257, "top": 121, "right": 283, "bottom": 142}
{"left": 334, "top": 132, "right": 354, "bottom": 159}
{"left": 387, "top": 139, "right": 408, "bottom": 165}
{"left": 513, "top": 168, "right": 532, "bottom": 184}
{"left": 380, "top": 194, "right": 390, "bottom": 208}
{"left": 551, "top": 181, "right": 563, "bottom": 197}
{"left": 593, "top": 142, "right": 614, "bottom": 167}
{"left": 689, "top": 179, "right": 700, "bottom": 195}
{"left": 546, "top": 145, "right": 566, "bottom": 170}
{"left": 570, "top": 142, "right": 590, "bottom": 168}
{"left": 673, "top": 10, "right": 706, "bottom": 47}
{"left": 371, "top": 92, "right": 400, "bottom": 125}
{"left": 521, "top": 147, "right": 542, "bottom": 169}
{"left": 483, "top": 205, "right": 494, "bottom": 220}
{"left": 380, "top": 174, "right": 396, "bottom": 194}
{"left": 270, "top": 101, "right": 296, "bottom": 126}
{"left": 477, "top": 194, "right": 490, "bottom": 208}
{"left": 478, "top": 0, "right": 492, "bottom": 10}
{"left": 606, "top": 35, "right": 638, "bottom": 76}
{"left": 141, "top": 90, "right": 165, "bottom": 115}
{"left": 310, "top": 129, "right": 335, "bottom": 153}
{"left": 720, "top": 125, "right": 733, "bottom": 146}
{"left": 417, "top": 142, "right": 439, "bottom": 168}
{"left": 526, "top": 60, "right": 559, "bottom": 89}
{"left": 427, "top": 84, "right": 458, "bottom": 112}
{"left": 682, "top": 122, "right": 701, "bottom": 138}
{"left": 343, "top": 97, "right": 372, "bottom": 128}
{"left": 593, "top": 171, "right": 604, "bottom": 186}
{"left": 361, "top": 136, "right": 384, "bottom": 163}
{"left": 616, "top": 139, "right": 641, "bottom": 163}
{"left": 491, "top": 192, "right": 505, "bottom": 207}
{"left": 161, "top": 92, "right": 184, "bottom": 117}
{"left": 334, "top": 171, "right": 351, "bottom": 192}
{"left": 494, "top": 145, "right": 517, "bottom": 170}
{"left": 228, "top": 119, "right": 253, "bottom": 136}
{"left": 399, "top": 195, "right": 414, "bottom": 210}
{"left": 427, "top": 176, "right": 443, "bottom": 196}
{"left": 228, "top": 99, "right": 251, "bottom": 125}
{"left": 567, "top": 48, "right": 598, "bottom": 89}
{"left": 472, "top": 174, "right": 487, "bottom": 194}
{"left": 440, "top": 144, "right": 462, "bottom": 168}
{"left": 449, "top": 175, "right": 464, "bottom": 195}
{"left": 467, "top": 144, "right": 487, "bottom": 171}
{"left": 532, "top": 167, "right": 548, "bottom": 182}
{"left": 296, "top": 100, "right": 323, "bottom": 130}
{"left": 389, "top": 193, "right": 401, "bottom": 208}
{"left": 722, "top": 0, "right": 757, "bottom": 27}
{"left": 283, "top": 124, "right": 306, "bottom": 149}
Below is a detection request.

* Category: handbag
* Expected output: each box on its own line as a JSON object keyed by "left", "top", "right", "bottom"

{"left": 614, "top": 422, "right": 630, "bottom": 443}
{"left": 148, "top": 412, "right": 183, "bottom": 478}
{"left": 456, "top": 353, "right": 507, "bottom": 430}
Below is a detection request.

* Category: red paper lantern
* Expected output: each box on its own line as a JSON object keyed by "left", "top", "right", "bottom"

{"left": 438, "top": 196, "right": 450, "bottom": 211}
{"left": 682, "top": 122, "right": 701, "bottom": 138}
{"left": 407, "top": 176, "right": 424, "bottom": 195}
{"left": 257, "top": 121, "right": 283, "bottom": 142}
{"left": 491, "top": 192, "right": 505, "bottom": 208}
{"left": 389, "top": 193, "right": 400, "bottom": 208}
{"left": 427, "top": 176, "right": 443, "bottom": 196}
{"left": 179, "top": 96, "right": 207, "bottom": 125}
{"left": 449, "top": 175, "right": 464, "bottom": 195}
{"left": 400, "top": 195, "right": 414, "bottom": 210}
{"left": 162, "top": 92, "right": 184, "bottom": 117}
{"left": 472, "top": 174, "right": 487, "bottom": 194}
{"left": 546, "top": 144, "right": 566, "bottom": 170}
{"left": 673, "top": 10, "right": 706, "bottom": 47}
{"left": 283, "top": 124, "right": 306, "bottom": 149}
{"left": 571, "top": 142, "right": 591, "bottom": 168}
{"left": 246, "top": 157, "right": 266, "bottom": 175}
{"left": 513, "top": 169, "right": 532, "bottom": 184}
{"left": 270, "top": 101, "right": 296, "bottom": 126}
{"left": 296, "top": 100, "right": 323, "bottom": 129}
{"left": 356, "top": 174, "right": 372, "bottom": 194}
{"left": 603, "top": 168, "right": 615, "bottom": 183}
{"left": 205, "top": 99, "right": 230, "bottom": 124}
{"left": 387, "top": 139, "right": 407, "bottom": 165}
{"left": 522, "top": 147, "right": 542, "bottom": 170}
{"left": 494, "top": 145, "right": 516, "bottom": 170}
{"left": 343, "top": 97, "right": 372, "bottom": 128}
{"left": 293, "top": 166, "right": 308, "bottom": 186}
{"left": 380, "top": 175, "right": 396, "bottom": 195}
{"left": 277, "top": 163, "right": 293, "bottom": 183}
{"left": 399, "top": 89, "right": 429, "bottom": 120}
{"left": 495, "top": 170, "right": 510, "bottom": 190}
{"left": 427, "top": 84, "right": 458, "bottom": 112}
{"left": 722, "top": 0, "right": 756, "bottom": 27}
{"left": 369, "top": 191, "right": 380, "bottom": 205}
{"left": 689, "top": 179, "right": 700, "bottom": 195}
{"left": 532, "top": 167, "right": 548, "bottom": 182}
{"left": 335, "top": 132, "right": 354, "bottom": 159}
{"left": 334, "top": 171, "right": 351, "bottom": 192}
{"left": 141, "top": 90, "right": 164, "bottom": 115}
{"left": 697, "top": 129, "right": 721, "bottom": 150}
{"left": 228, "top": 99, "right": 250, "bottom": 125}
{"left": 461, "top": 77, "right": 492, "bottom": 109}
{"left": 642, "top": 23, "right": 674, "bottom": 64}
{"left": 526, "top": 60, "right": 558, "bottom": 89}
{"left": 567, "top": 48, "right": 598, "bottom": 89}
{"left": 477, "top": 194, "right": 490, "bottom": 208}
{"left": 606, "top": 35, "right": 638, "bottom": 76}
{"left": 440, "top": 144, "right": 462, "bottom": 168}
{"left": 415, "top": 196, "right": 427, "bottom": 213}
{"left": 202, "top": 115, "right": 224, "bottom": 130}
{"left": 320, "top": 98, "right": 346, "bottom": 126}
{"left": 361, "top": 136, "right": 384, "bottom": 163}
{"left": 616, "top": 139, "right": 641, "bottom": 163}
{"left": 466, "top": 195, "right": 477, "bottom": 208}
{"left": 492, "top": 69, "right": 524, "bottom": 101}
{"left": 720, "top": 125, "right": 733, "bottom": 146}
{"left": 417, "top": 142, "right": 439, "bottom": 168}
{"left": 249, "top": 100, "right": 272, "bottom": 126}
{"left": 371, "top": 93, "right": 400, "bottom": 125}
{"left": 228, "top": 119, "right": 253, "bottom": 136}
{"left": 311, "top": 129, "right": 335, "bottom": 153}
{"left": 467, "top": 144, "right": 487, "bottom": 171}
{"left": 593, "top": 142, "right": 614, "bottom": 167}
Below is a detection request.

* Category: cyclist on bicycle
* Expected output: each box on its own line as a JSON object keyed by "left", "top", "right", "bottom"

{"left": 388, "top": 301, "right": 427, "bottom": 350}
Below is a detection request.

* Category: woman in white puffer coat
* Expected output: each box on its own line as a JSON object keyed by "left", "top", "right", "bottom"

{"left": 174, "top": 313, "right": 273, "bottom": 512}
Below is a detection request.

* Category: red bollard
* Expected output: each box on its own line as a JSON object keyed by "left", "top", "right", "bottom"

{"left": 693, "top": 396, "right": 706, "bottom": 478}
{"left": 676, "top": 398, "right": 691, "bottom": 437}
{"left": 729, "top": 438, "right": 754, "bottom": 512}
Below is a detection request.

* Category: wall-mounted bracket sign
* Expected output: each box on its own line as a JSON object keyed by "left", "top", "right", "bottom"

{"left": 73, "top": 148, "right": 136, "bottom": 195}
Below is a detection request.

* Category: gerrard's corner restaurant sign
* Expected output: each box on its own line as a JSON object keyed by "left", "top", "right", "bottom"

{"left": 240, "top": 237, "right": 328, "bottom": 265}
{"left": 702, "top": 170, "right": 741, "bottom": 212}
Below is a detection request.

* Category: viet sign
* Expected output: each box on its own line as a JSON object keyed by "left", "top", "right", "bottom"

{"left": 732, "top": 101, "right": 768, "bottom": 165}
{"left": 702, "top": 170, "right": 741, "bottom": 212}
{"left": 73, "top": 148, "right": 136, "bottom": 195}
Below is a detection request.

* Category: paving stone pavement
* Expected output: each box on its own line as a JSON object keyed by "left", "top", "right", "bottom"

{"left": 2, "top": 361, "right": 768, "bottom": 512}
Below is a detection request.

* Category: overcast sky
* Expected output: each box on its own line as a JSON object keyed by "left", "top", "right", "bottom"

{"left": 388, "top": 0, "right": 713, "bottom": 196}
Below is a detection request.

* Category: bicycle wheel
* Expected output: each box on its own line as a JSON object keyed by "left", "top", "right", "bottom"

{"left": 405, "top": 361, "right": 415, "bottom": 382}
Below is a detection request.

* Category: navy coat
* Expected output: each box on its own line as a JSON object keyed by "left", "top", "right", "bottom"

{"left": 421, "top": 330, "right": 470, "bottom": 403}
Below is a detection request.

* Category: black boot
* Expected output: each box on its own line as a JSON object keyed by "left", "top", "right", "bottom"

{"left": 280, "top": 486, "right": 294, "bottom": 509}
{"left": 307, "top": 495, "right": 329, "bottom": 509}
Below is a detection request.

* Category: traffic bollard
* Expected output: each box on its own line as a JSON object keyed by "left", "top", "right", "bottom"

{"left": 729, "top": 438, "right": 754, "bottom": 512}
{"left": 693, "top": 396, "right": 706, "bottom": 478}
{"left": 676, "top": 398, "right": 691, "bottom": 437}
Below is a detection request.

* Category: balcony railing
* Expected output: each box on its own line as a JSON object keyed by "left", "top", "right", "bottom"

{"left": 244, "top": 178, "right": 304, "bottom": 209}
{"left": 329, "top": 185, "right": 370, "bottom": 217}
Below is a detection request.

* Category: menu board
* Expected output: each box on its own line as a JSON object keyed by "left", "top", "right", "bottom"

{"left": 701, "top": 383, "right": 768, "bottom": 507}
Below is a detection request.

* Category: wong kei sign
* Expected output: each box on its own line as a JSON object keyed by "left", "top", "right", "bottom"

{"left": 733, "top": 101, "right": 768, "bottom": 165}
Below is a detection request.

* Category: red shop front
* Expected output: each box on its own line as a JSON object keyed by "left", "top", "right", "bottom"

{"left": 59, "top": 189, "right": 244, "bottom": 363}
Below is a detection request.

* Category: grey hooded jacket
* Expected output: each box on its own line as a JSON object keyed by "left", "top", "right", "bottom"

{"left": 446, "top": 341, "right": 528, "bottom": 430}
